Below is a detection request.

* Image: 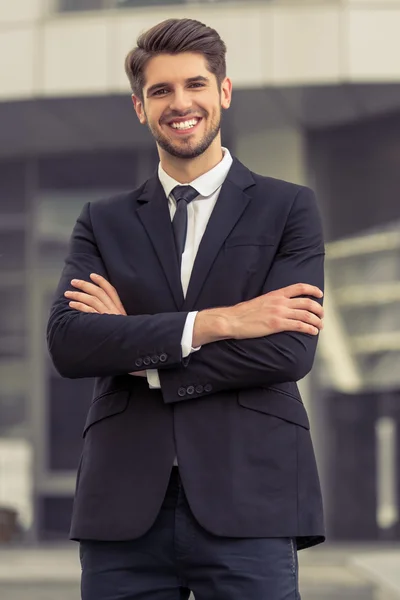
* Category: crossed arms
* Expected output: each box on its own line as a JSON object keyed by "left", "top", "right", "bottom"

{"left": 47, "top": 187, "right": 325, "bottom": 403}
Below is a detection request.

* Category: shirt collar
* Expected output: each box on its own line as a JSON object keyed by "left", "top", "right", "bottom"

{"left": 158, "top": 147, "right": 233, "bottom": 200}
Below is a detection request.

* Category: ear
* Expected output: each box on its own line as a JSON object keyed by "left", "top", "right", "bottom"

{"left": 220, "top": 77, "right": 232, "bottom": 110}
{"left": 132, "top": 94, "right": 147, "bottom": 125}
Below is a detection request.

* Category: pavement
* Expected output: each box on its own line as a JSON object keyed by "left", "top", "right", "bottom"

{"left": 0, "top": 542, "right": 400, "bottom": 600}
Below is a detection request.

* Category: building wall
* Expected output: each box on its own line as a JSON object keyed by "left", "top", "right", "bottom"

{"left": 308, "top": 112, "right": 400, "bottom": 241}
{"left": 2, "top": 1, "right": 400, "bottom": 103}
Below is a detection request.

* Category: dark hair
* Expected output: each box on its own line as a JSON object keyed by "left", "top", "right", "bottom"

{"left": 125, "top": 18, "right": 227, "bottom": 101}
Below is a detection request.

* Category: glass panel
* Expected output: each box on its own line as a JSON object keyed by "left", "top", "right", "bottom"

{"left": 37, "top": 189, "right": 120, "bottom": 272}
{"left": 58, "top": 0, "right": 106, "bottom": 11}
{"left": 0, "top": 286, "right": 26, "bottom": 359}
{"left": 0, "top": 286, "right": 25, "bottom": 337}
{"left": 116, "top": 0, "right": 185, "bottom": 6}
{"left": 56, "top": 0, "right": 336, "bottom": 11}
{"left": 0, "top": 391, "right": 26, "bottom": 436}
{"left": 0, "top": 160, "right": 26, "bottom": 215}
{"left": 0, "top": 230, "right": 26, "bottom": 273}
{"left": 0, "top": 358, "right": 28, "bottom": 435}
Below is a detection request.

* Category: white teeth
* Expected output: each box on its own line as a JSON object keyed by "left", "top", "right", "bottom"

{"left": 171, "top": 119, "right": 199, "bottom": 130}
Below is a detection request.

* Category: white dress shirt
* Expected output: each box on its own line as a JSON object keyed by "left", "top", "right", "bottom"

{"left": 146, "top": 147, "right": 233, "bottom": 389}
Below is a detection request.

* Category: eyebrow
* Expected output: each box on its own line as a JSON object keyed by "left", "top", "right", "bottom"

{"left": 146, "top": 76, "right": 210, "bottom": 96}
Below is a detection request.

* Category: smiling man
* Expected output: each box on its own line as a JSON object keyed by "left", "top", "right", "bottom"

{"left": 47, "top": 18, "right": 326, "bottom": 600}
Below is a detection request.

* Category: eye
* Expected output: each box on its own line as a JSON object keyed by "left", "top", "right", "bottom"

{"left": 153, "top": 88, "right": 169, "bottom": 96}
{"left": 189, "top": 82, "right": 205, "bottom": 89}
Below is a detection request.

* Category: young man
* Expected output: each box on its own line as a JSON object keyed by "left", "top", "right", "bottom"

{"left": 47, "top": 18, "right": 325, "bottom": 600}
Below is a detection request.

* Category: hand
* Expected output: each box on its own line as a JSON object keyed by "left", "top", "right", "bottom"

{"left": 64, "top": 274, "right": 146, "bottom": 377}
{"left": 192, "top": 283, "right": 324, "bottom": 347}
{"left": 64, "top": 273, "right": 127, "bottom": 316}
{"left": 228, "top": 283, "right": 324, "bottom": 339}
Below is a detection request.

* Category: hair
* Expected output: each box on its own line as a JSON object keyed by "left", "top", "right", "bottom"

{"left": 124, "top": 18, "right": 227, "bottom": 101}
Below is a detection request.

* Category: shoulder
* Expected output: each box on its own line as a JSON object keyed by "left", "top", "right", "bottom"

{"left": 229, "top": 159, "right": 318, "bottom": 225}
{"left": 250, "top": 171, "right": 316, "bottom": 207}
{"left": 230, "top": 157, "right": 315, "bottom": 204}
{"left": 251, "top": 171, "right": 304, "bottom": 194}
{"left": 88, "top": 182, "right": 147, "bottom": 214}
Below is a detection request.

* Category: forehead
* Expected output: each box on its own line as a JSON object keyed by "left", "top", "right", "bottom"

{"left": 143, "top": 52, "right": 212, "bottom": 88}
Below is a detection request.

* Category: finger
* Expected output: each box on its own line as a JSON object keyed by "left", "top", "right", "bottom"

{"left": 282, "top": 318, "right": 320, "bottom": 336}
{"left": 289, "top": 309, "right": 323, "bottom": 330}
{"left": 70, "top": 279, "right": 116, "bottom": 312}
{"left": 283, "top": 283, "right": 323, "bottom": 299}
{"left": 290, "top": 298, "right": 324, "bottom": 318}
{"left": 65, "top": 291, "right": 113, "bottom": 314}
{"left": 68, "top": 301, "right": 98, "bottom": 314}
{"left": 90, "top": 274, "right": 127, "bottom": 316}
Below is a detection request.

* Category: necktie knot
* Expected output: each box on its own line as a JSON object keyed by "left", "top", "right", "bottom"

{"left": 171, "top": 185, "right": 198, "bottom": 205}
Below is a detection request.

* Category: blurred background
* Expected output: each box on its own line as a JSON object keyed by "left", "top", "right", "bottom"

{"left": 1, "top": 0, "right": 400, "bottom": 598}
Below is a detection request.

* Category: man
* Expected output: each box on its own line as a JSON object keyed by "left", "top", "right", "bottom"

{"left": 47, "top": 18, "right": 325, "bottom": 600}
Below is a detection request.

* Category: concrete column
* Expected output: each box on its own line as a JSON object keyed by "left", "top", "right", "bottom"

{"left": 235, "top": 126, "right": 307, "bottom": 185}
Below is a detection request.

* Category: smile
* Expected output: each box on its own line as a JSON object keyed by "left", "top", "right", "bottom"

{"left": 167, "top": 117, "right": 202, "bottom": 133}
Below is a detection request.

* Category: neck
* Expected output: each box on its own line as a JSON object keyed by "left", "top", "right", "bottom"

{"left": 159, "top": 138, "right": 224, "bottom": 183}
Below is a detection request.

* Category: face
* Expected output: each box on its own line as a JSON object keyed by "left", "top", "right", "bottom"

{"left": 132, "top": 52, "right": 232, "bottom": 160}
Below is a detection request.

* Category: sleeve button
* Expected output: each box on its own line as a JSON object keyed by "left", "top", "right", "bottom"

{"left": 178, "top": 387, "right": 186, "bottom": 397}
{"left": 151, "top": 355, "right": 159, "bottom": 365}
{"left": 143, "top": 356, "right": 151, "bottom": 366}
{"left": 195, "top": 385, "right": 204, "bottom": 394}
{"left": 204, "top": 384, "right": 213, "bottom": 393}
{"left": 186, "top": 385, "right": 195, "bottom": 395}
{"left": 135, "top": 358, "right": 143, "bottom": 367}
{"left": 159, "top": 353, "right": 168, "bottom": 363}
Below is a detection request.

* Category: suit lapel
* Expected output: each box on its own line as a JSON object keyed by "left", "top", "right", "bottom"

{"left": 182, "top": 159, "right": 255, "bottom": 311}
{"left": 137, "top": 174, "right": 184, "bottom": 309}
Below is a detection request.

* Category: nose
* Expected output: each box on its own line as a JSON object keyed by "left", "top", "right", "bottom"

{"left": 169, "top": 88, "right": 193, "bottom": 114}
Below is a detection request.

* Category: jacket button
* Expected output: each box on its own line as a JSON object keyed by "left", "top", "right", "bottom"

{"left": 195, "top": 385, "right": 204, "bottom": 394}
{"left": 159, "top": 353, "right": 168, "bottom": 363}
{"left": 186, "top": 385, "right": 195, "bottom": 395}
{"left": 135, "top": 358, "right": 143, "bottom": 367}
{"left": 178, "top": 387, "right": 186, "bottom": 397}
{"left": 204, "top": 384, "right": 213, "bottom": 393}
{"left": 143, "top": 356, "right": 151, "bottom": 366}
{"left": 151, "top": 355, "right": 159, "bottom": 364}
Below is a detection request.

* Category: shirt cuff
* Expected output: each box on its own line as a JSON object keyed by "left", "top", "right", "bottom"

{"left": 145, "top": 312, "right": 200, "bottom": 389}
{"left": 181, "top": 311, "right": 201, "bottom": 358}
{"left": 146, "top": 369, "right": 161, "bottom": 389}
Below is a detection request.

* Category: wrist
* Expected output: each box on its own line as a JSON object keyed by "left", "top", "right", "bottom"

{"left": 192, "top": 308, "right": 233, "bottom": 346}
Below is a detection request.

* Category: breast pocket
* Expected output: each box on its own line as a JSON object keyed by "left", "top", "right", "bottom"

{"left": 225, "top": 234, "right": 275, "bottom": 248}
{"left": 217, "top": 234, "right": 276, "bottom": 301}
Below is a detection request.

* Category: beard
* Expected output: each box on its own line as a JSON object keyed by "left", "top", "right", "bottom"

{"left": 147, "top": 109, "right": 221, "bottom": 160}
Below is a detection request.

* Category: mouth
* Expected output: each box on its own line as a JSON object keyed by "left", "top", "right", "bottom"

{"left": 165, "top": 117, "right": 203, "bottom": 135}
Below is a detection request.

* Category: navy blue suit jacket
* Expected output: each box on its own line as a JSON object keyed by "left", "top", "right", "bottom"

{"left": 47, "top": 157, "right": 325, "bottom": 550}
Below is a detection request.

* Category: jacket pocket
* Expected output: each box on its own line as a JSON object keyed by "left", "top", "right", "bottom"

{"left": 263, "top": 382, "right": 303, "bottom": 404}
{"left": 238, "top": 388, "right": 310, "bottom": 429}
{"left": 83, "top": 389, "right": 130, "bottom": 437}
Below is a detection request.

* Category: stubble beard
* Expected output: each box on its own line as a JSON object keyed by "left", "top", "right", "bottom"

{"left": 147, "top": 110, "right": 222, "bottom": 160}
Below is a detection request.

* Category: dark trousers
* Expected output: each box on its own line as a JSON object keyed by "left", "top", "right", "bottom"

{"left": 80, "top": 467, "right": 301, "bottom": 600}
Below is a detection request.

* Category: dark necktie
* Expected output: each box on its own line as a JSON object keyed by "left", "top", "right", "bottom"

{"left": 171, "top": 185, "right": 199, "bottom": 265}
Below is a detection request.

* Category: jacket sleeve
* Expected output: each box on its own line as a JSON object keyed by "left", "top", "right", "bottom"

{"left": 159, "top": 187, "right": 325, "bottom": 404}
{"left": 46, "top": 202, "right": 188, "bottom": 379}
